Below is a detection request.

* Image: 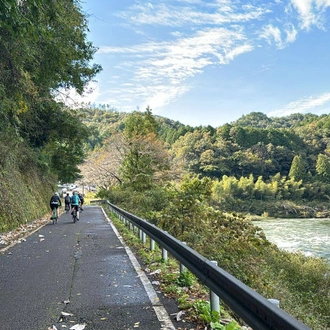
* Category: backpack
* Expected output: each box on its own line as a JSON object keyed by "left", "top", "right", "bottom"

{"left": 65, "top": 195, "right": 71, "bottom": 204}
{"left": 71, "top": 195, "right": 79, "bottom": 205}
{"left": 50, "top": 195, "right": 59, "bottom": 204}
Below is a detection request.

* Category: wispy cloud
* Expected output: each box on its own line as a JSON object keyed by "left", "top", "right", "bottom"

{"left": 290, "top": 0, "right": 330, "bottom": 30}
{"left": 268, "top": 92, "right": 330, "bottom": 117}
{"left": 116, "top": 2, "right": 267, "bottom": 27}
{"left": 84, "top": 0, "right": 330, "bottom": 116}
{"left": 259, "top": 23, "right": 297, "bottom": 48}
{"left": 98, "top": 26, "right": 254, "bottom": 110}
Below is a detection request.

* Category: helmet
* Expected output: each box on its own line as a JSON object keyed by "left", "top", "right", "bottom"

{"left": 55, "top": 192, "right": 59, "bottom": 196}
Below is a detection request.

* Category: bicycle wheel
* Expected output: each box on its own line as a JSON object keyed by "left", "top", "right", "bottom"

{"left": 52, "top": 210, "right": 57, "bottom": 225}
{"left": 72, "top": 210, "right": 77, "bottom": 223}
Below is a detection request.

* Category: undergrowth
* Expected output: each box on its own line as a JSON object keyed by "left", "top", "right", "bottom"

{"left": 0, "top": 139, "right": 54, "bottom": 232}
{"left": 106, "top": 208, "right": 242, "bottom": 330}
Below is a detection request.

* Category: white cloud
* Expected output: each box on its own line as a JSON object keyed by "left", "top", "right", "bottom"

{"left": 86, "top": 0, "right": 330, "bottom": 115}
{"left": 260, "top": 24, "right": 284, "bottom": 48}
{"left": 97, "top": 26, "right": 254, "bottom": 110}
{"left": 290, "top": 0, "right": 330, "bottom": 29}
{"left": 116, "top": 1, "right": 267, "bottom": 27}
{"left": 268, "top": 92, "right": 330, "bottom": 117}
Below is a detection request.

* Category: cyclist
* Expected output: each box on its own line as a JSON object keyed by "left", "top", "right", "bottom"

{"left": 71, "top": 191, "right": 80, "bottom": 221}
{"left": 78, "top": 193, "right": 84, "bottom": 211}
{"left": 64, "top": 193, "right": 71, "bottom": 212}
{"left": 50, "top": 192, "right": 61, "bottom": 218}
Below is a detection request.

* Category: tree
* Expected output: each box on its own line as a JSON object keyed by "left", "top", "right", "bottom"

{"left": 0, "top": 0, "right": 101, "bottom": 181}
{"left": 288, "top": 155, "right": 306, "bottom": 181}
{"left": 316, "top": 154, "right": 330, "bottom": 182}
{"left": 120, "top": 107, "right": 170, "bottom": 190}
{"left": 124, "top": 106, "right": 158, "bottom": 139}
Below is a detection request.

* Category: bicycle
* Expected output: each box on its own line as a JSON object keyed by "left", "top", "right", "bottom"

{"left": 65, "top": 203, "right": 70, "bottom": 213}
{"left": 72, "top": 207, "right": 78, "bottom": 223}
{"left": 51, "top": 208, "right": 58, "bottom": 225}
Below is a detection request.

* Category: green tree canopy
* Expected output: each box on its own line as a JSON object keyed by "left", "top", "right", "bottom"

{"left": 288, "top": 155, "right": 306, "bottom": 182}
{"left": 0, "top": 0, "right": 101, "bottom": 182}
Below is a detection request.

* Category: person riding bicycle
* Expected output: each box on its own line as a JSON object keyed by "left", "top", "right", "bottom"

{"left": 64, "top": 193, "right": 71, "bottom": 212}
{"left": 71, "top": 191, "right": 80, "bottom": 221}
{"left": 78, "top": 193, "right": 84, "bottom": 211}
{"left": 50, "top": 192, "right": 61, "bottom": 218}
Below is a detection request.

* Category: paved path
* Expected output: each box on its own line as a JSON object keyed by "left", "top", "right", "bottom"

{"left": 0, "top": 206, "right": 176, "bottom": 330}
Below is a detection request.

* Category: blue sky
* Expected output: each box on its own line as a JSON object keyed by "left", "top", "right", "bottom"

{"left": 71, "top": 0, "right": 330, "bottom": 127}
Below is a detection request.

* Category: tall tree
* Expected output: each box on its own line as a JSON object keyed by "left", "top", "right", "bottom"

{"left": 288, "top": 155, "right": 306, "bottom": 181}
{"left": 0, "top": 0, "right": 101, "bottom": 181}
{"left": 316, "top": 154, "right": 330, "bottom": 182}
{"left": 120, "top": 107, "right": 170, "bottom": 190}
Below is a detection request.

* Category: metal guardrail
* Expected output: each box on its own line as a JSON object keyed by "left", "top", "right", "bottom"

{"left": 92, "top": 199, "right": 310, "bottom": 330}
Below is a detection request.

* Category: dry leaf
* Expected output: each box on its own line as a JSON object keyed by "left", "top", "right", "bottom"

{"left": 61, "top": 312, "right": 73, "bottom": 317}
{"left": 70, "top": 324, "right": 86, "bottom": 330}
{"left": 149, "top": 269, "right": 161, "bottom": 275}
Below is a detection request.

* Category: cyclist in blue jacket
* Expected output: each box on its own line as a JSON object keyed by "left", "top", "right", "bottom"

{"left": 71, "top": 191, "right": 80, "bottom": 221}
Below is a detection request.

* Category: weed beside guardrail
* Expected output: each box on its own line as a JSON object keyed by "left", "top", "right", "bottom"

{"left": 92, "top": 200, "right": 310, "bottom": 330}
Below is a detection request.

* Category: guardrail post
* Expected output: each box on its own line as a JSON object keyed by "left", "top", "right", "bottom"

{"left": 180, "top": 242, "right": 187, "bottom": 273}
{"left": 142, "top": 231, "right": 146, "bottom": 244}
{"left": 162, "top": 247, "right": 168, "bottom": 262}
{"left": 210, "top": 260, "right": 220, "bottom": 316}
{"left": 150, "top": 238, "right": 155, "bottom": 251}
{"left": 139, "top": 229, "right": 143, "bottom": 240}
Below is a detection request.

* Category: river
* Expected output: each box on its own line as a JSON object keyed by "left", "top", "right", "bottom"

{"left": 253, "top": 218, "right": 330, "bottom": 262}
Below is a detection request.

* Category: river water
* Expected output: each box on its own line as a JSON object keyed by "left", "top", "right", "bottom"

{"left": 253, "top": 218, "right": 330, "bottom": 262}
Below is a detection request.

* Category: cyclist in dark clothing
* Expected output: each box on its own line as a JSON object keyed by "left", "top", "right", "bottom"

{"left": 64, "top": 193, "right": 71, "bottom": 212}
{"left": 50, "top": 192, "right": 61, "bottom": 218}
{"left": 78, "top": 193, "right": 84, "bottom": 211}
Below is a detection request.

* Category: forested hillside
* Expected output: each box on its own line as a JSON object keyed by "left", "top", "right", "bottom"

{"left": 78, "top": 107, "right": 330, "bottom": 217}
{"left": 0, "top": 0, "right": 100, "bottom": 231}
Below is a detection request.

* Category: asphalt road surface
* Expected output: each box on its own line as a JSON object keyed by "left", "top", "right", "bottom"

{"left": 0, "top": 206, "right": 177, "bottom": 330}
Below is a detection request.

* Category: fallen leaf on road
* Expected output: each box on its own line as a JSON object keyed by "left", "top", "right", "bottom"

{"left": 100, "top": 317, "right": 107, "bottom": 320}
{"left": 61, "top": 312, "right": 73, "bottom": 317}
{"left": 63, "top": 300, "right": 70, "bottom": 304}
{"left": 134, "top": 321, "right": 140, "bottom": 328}
{"left": 70, "top": 324, "right": 86, "bottom": 330}
{"left": 39, "top": 235, "right": 44, "bottom": 238}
